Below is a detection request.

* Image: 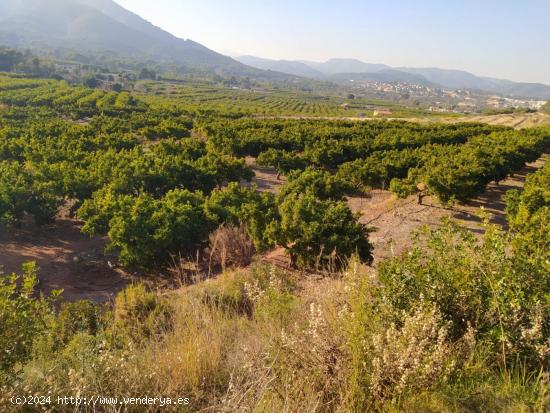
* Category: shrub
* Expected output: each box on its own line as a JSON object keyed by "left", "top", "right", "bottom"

{"left": 274, "top": 192, "right": 372, "bottom": 269}
{"left": 377, "top": 220, "right": 549, "bottom": 367}
{"left": 106, "top": 189, "right": 214, "bottom": 268}
{"left": 54, "top": 300, "right": 100, "bottom": 347}
{"left": 207, "top": 223, "right": 255, "bottom": 272}
{"left": 0, "top": 262, "right": 58, "bottom": 379}
{"left": 113, "top": 284, "right": 171, "bottom": 341}
{"left": 205, "top": 183, "right": 278, "bottom": 251}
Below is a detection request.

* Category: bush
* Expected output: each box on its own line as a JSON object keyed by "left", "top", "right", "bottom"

{"left": 54, "top": 300, "right": 100, "bottom": 347}
{"left": 0, "top": 262, "right": 57, "bottom": 379}
{"left": 207, "top": 223, "right": 255, "bottom": 272}
{"left": 377, "top": 220, "right": 549, "bottom": 367}
{"left": 0, "top": 161, "right": 59, "bottom": 228}
{"left": 106, "top": 189, "right": 214, "bottom": 268}
{"left": 113, "top": 284, "right": 171, "bottom": 341}
{"left": 274, "top": 192, "right": 372, "bottom": 269}
{"left": 205, "top": 183, "right": 278, "bottom": 251}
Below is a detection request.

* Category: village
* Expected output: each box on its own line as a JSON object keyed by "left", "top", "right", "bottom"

{"left": 347, "top": 79, "right": 547, "bottom": 113}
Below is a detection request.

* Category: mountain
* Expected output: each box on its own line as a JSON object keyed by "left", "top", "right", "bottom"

{"left": 237, "top": 54, "right": 550, "bottom": 99}
{"left": 237, "top": 56, "right": 323, "bottom": 78}
{"left": 328, "top": 69, "right": 436, "bottom": 87}
{"left": 0, "top": 0, "right": 285, "bottom": 78}
{"left": 299, "top": 58, "right": 389, "bottom": 76}
{"left": 235, "top": 57, "right": 390, "bottom": 78}
{"left": 396, "top": 67, "right": 550, "bottom": 99}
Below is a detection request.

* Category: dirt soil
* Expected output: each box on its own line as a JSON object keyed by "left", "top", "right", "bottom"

{"left": 349, "top": 154, "right": 548, "bottom": 264}
{"left": 243, "top": 156, "right": 286, "bottom": 193}
{"left": 0, "top": 216, "right": 129, "bottom": 303}
{"left": 453, "top": 112, "right": 550, "bottom": 129}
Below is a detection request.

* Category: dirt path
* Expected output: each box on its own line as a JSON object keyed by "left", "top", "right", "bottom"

{"left": 243, "top": 156, "right": 286, "bottom": 193}
{"left": 0, "top": 217, "right": 129, "bottom": 303}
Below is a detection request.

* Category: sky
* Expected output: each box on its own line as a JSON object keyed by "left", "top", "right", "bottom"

{"left": 115, "top": 0, "right": 550, "bottom": 84}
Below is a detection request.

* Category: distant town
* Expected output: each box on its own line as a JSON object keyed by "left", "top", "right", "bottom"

{"left": 346, "top": 79, "right": 546, "bottom": 114}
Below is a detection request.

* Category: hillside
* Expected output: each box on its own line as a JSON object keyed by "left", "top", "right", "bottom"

{"left": 237, "top": 55, "right": 550, "bottom": 99}
{"left": 0, "top": 0, "right": 283, "bottom": 78}
{"left": 399, "top": 67, "right": 550, "bottom": 99}
{"left": 237, "top": 55, "right": 323, "bottom": 78}
{"left": 328, "top": 69, "right": 435, "bottom": 86}
{"left": 1, "top": 72, "right": 548, "bottom": 411}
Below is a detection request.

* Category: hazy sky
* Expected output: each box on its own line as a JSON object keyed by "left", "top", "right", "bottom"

{"left": 115, "top": 0, "right": 550, "bottom": 84}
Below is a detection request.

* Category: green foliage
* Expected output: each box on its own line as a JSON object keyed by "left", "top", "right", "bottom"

{"left": 205, "top": 118, "right": 499, "bottom": 162}
{"left": 54, "top": 300, "right": 100, "bottom": 347}
{"left": 505, "top": 161, "right": 550, "bottom": 274}
{"left": 83, "top": 74, "right": 99, "bottom": 88}
{"left": 256, "top": 148, "right": 306, "bottom": 176}
{"left": 205, "top": 183, "right": 277, "bottom": 251}
{"left": 106, "top": 190, "right": 213, "bottom": 268}
{"left": 0, "top": 48, "right": 25, "bottom": 71}
{"left": 0, "top": 262, "right": 58, "bottom": 379}
{"left": 0, "top": 47, "right": 55, "bottom": 76}
{"left": 540, "top": 100, "right": 550, "bottom": 115}
{"left": 0, "top": 161, "right": 59, "bottom": 228}
{"left": 278, "top": 168, "right": 350, "bottom": 200}
{"left": 377, "top": 220, "right": 549, "bottom": 367}
{"left": 391, "top": 129, "right": 550, "bottom": 204}
{"left": 81, "top": 188, "right": 214, "bottom": 268}
{"left": 274, "top": 192, "right": 372, "bottom": 268}
{"left": 271, "top": 168, "right": 371, "bottom": 268}
{"left": 506, "top": 161, "right": 550, "bottom": 227}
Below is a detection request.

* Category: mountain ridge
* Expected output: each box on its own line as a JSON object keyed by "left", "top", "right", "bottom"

{"left": 235, "top": 55, "right": 550, "bottom": 99}
{"left": 0, "top": 0, "right": 289, "bottom": 79}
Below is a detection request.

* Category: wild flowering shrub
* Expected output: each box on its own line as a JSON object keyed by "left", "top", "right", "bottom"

{"left": 377, "top": 219, "right": 549, "bottom": 368}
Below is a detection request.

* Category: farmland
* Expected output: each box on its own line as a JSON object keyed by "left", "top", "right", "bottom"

{"left": 135, "top": 79, "right": 453, "bottom": 118}
{"left": 1, "top": 72, "right": 549, "bottom": 412}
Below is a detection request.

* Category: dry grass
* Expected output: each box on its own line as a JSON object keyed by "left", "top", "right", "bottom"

{"left": 207, "top": 224, "right": 255, "bottom": 274}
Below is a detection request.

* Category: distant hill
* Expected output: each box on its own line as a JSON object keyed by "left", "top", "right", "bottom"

{"left": 397, "top": 67, "right": 550, "bottom": 99}
{"left": 0, "top": 0, "right": 286, "bottom": 79}
{"left": 300, "top": 58, "right": 389, "bottom": 76}
{"left": 237, "top": 56, "right": 323, "bottom": 78}
{"left": 237, "top": 55, "right": 550, "bottom": 99}
{"left": 328, "top": 69, "right": 436, "bottom": 87}
{"left": 2, "top": 0, "right": 549, "bottom": 98}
